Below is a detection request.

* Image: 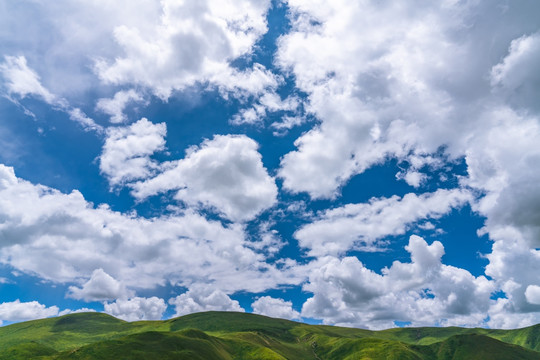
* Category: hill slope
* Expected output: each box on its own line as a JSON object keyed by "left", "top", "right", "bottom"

{"left": 0, "top": 311, "right": 538, "bottom": 359}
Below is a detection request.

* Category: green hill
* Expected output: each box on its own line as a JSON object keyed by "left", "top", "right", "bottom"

{"left": 0, "top": 311, "right": 538, "bottom": 359}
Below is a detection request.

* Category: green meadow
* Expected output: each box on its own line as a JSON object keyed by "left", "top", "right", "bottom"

{"left": 0, "top": 311, "right": 538, "bottom": 359}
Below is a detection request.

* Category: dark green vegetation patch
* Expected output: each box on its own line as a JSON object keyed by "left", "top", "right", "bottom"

{"left": 0, "top": 312, "right": 538, "bottom": 359}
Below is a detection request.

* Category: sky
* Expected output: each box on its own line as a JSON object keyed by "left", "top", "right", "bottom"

{"left": 0, "top": 0, "right": 539, "bottom": 330}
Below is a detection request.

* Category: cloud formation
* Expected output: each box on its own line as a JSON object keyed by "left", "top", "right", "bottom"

{"left": 273, "top": 0, "right": 540, "bottom": 328}
{"left": 0, "top": 55, "right": 55, "bottom": 103}
{"left": 491, "top": 32, "right": 540, "bottom": 111}
{"left": 104, "top": 297, "right": 167, "bottom": 321}
{"left": 0, "top": 300, "right": 59, "bottom": 325}
{"left": 302, "top": 236, "right": 494, "bottom": 329}
{"left": 295, "top": 189, "right": 471, "bottom": 256}
{"left": 96, "top": 89, "right": 145, "bottom": 124}
{"left": 276, "top": 1, "right": 540, "bottom": 202}
{"left": 0, "top": 164, "right": 301, "bottom": 294}
{"left": 100, "top": 118, "right": 167, "bottom": 187}
{"left": 169, "top": 286, "right": 244, "bottom": 317}
{"left": 67, "top": 268, "right": 132, "bottom": 302}
{"left": 252, "top": 296, "right": 301, "bottom": 321}
{"left": 94, "top": 0, "right": 275, "bottom": 99}
{"left": 0, "top": 55, "right": 102, "bottom": 132}
{"left": 132, "top": 134, "right": 278, "bottom": 222}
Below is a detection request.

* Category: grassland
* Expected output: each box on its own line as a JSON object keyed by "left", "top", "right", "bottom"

{"left": 0, "top": 311, "right": 538, "bottom": 359}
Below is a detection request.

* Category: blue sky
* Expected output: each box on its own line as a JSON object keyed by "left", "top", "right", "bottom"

{"left": 0, "top": 0, "right": 540, "bottom": 329}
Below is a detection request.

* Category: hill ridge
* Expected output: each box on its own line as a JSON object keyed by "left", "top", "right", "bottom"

{"left": 0, "top": 311, "right": 538, "bottom": 359}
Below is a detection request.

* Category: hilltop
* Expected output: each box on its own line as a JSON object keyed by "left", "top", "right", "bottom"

{"left": 0, "top": 311, "right": 539, "bottom": 359}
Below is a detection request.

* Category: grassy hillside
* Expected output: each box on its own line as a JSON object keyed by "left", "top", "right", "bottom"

{"left": 425, "top": 334, "right": 540, "bottom": 360}
{"left": 0, "top": 311, "right": 538, "bottom": 359}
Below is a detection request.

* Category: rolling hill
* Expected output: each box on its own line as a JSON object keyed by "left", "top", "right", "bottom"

{"left": 0, "top": 311, "right": 538, "bottom": 359}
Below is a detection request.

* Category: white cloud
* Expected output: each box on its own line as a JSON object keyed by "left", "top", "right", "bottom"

{"left": 169, "top": 286, "right": 244, "bottom": 317}
{"left": 96, "top": 89, "right": 144, "bottom": 123}
{"left": 231, "top": 92, "right": 300, "bottom": 125}
{"left": 94, "top": 0, "right": 274, "bottom": 99}
{"left": 248, "top": 222, "right": 285, "bottom": 256}
{"left": 0, "top": 55, "right": 102, "bottom": 132}
{"left": 212, "top": 64, "right": 282, "bottom": 101}
{"left": 0, "top": 164, "right": 301, "bottom": 294}
{"left": 396, "top": 170, "right": 426, "bottom": 188}
{"left": 251, "top": 296, "right": 301, "bottom": 320}
{"left": 0, "top": 300, "right": 59, "bottom": 323}
{"left": 491, "top": 32, "right": 540, "bottom": 111}
{"left": 295, "top": 189, "right": 471, "bottom": 256}
{"left": 276, "top": 1, "right": 540, "bottom": 199}
{"left": 99, "top": 118, "right": 167, "bottom": 187}
{"left": 488, "top": 297, "right": 540, "bottom": 330}
{"left": 271, "top": 115, "right": 307, "bottom": 136}
{"left": 104, "top": 297, "right": 167, "bottom": 321}
{"left": 67, "top": 108, "right": 103, "bottom": 133}
{"left": 301, "top": 235, "right": 495, "bottom": 329}
{"left": 276, "top": 1, "right": 469, "bottom": 198}
{"left": 0, "top": 55, "right": 55, "bottom": 103}
{"left": 525, "top": 285, "right": 540, "bottom": 305}
{"left": 274, "top": 0, "right": 540, "bottom": 326}
{"left": 461, "top": 108, "right": 540, "bottom": 326}
{"left": 67, "top": 268, "right": 132, "bottom": 302}
{"left": 0, "top": 0, "right": 280, "bottom": 127}
{"left": 465, "top": 109, "right": 540, "bottom": 249}
{"left": 483, "top": 228, "right": 540, "bottom": 325}
{"left": 0, "top": 0, "right": 163, "bottom": 97}
{"left": 132, "top": 134, "right": 278, "bottom": 222}
{"left": 58, "top": 308, "right": 96, "bottom": 316}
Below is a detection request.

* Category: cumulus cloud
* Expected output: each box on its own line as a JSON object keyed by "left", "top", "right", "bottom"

{"left": 251, "top": 296, "right": 301, "bottom": 320}
{"left": 94, "top": 0, "right": 275, "bottom": 99}
{"left": 483, "top": 229, "right": 540, "bottom": 324}
{"left": 491, "top": 32, "right": 540, "bottom": 111}
{"left": 99, "top": 118, "right": 166, "bottom": 187}
{"left": 96, "top": 89, "right": 145, "bottom": 123}
{"left": 104, "top": 297, "right": 167, "bottom": 321}
{"left": 465, "top": 108, "right": 540, "bottom": 248}
{"left": 0, "top": 0, "right": 163, "bottom": 96}
{"left": 396, "top": 170, "right": 426, "bottom": 188}
{"left": 460, "top": 108, "right": 540, "bottom": 326}
{"left": 276, "top": 0, "right": 540, "bottom": 200}
{"left": 0, "top": 164, "right": 302, "bottom": 293}
{"left": 169, "top": 286, "right": 244, "bottom": 317}
{"left": 132, "top": 134, "right": 278, "bottom": 222}
{"left": 525, "top": 285, "right": 540, "bottom": 306}
{"left": 295, "top": 189, "right": 471, "bottom": 256}
{"left": 0, "top": 300, "right": 59, "bottom": 323}
{"left": 67, "top": 268, "right": 132, "bottom": 302}
{"left": 0, "top": 0, "right": 281, "bottom": 123}
{"left": 487, "top": 295, "right": 540, "bottom": 330}
{"left": 276, "top": 1, "right": 471, "bottom": 198}
{"left": 274, "top": 0, "right": 540, "bottom": 327}
{"left": 301, "top": 235, "right": 495, "bottom": 329}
